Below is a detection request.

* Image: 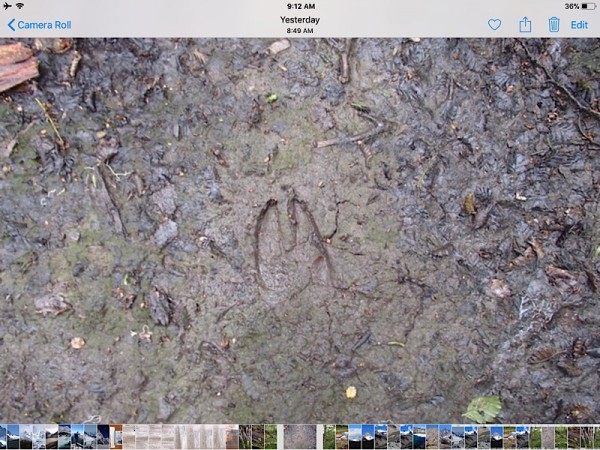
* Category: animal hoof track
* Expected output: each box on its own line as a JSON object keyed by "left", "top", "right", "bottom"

{"left": 254, "top": 196, "right": 335, "bottom": 294}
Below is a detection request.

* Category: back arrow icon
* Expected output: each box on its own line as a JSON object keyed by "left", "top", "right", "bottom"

{"left": 8, "top": 18, "right": 15, "bottom": 31}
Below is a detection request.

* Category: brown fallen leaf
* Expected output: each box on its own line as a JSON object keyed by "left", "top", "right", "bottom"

{"left": 528, "top": 237, "right": 545, "bottom": 260}
{"left": 571, "top": 337, "right": 587, "bottom": 359}
{"left": 33, "top": 38, "right": 73, "bottom": 54}
{"left": 545, "top": 264, "right": 577, "bottom": 280}
{"left": 509, "top": 247, "right": 535, "bottom": 268}
{"left": 463, "top": 192, "right": 476, "bottom": 215}
{"left": 527, "top": 348, "right": 562, "bottom": 364}
{"left": 566, "top": 404, "right": 596, "bottom": 424}
{"left": 489, "top": 278, "right": 511, "bottom": 298}
{"left": 193, "top": 49, "right": 209, "bottom": 65}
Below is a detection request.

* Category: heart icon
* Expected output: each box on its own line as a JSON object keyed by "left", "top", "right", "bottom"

{"left": 488, "top": 18, "right": 502, "bottom": 30}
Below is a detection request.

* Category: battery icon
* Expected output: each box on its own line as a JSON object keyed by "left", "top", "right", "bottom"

{"left": 582, "top": 3, "right": 597, "bottom": 9}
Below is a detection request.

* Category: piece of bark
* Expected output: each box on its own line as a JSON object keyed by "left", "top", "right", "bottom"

{"left": 0, "top": 42, "right": 33, "bottom": 65}
{"left": 0, "top": 43, "right": 39, "bottom": 93}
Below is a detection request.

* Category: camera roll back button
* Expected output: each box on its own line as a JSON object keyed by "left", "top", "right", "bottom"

{"left": 8, "top": 19, "right": 71, "bottom": 30}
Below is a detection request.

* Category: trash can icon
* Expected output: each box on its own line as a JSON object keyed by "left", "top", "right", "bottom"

{"left": 549, "top": 17, "right": 560, "bottom": 32}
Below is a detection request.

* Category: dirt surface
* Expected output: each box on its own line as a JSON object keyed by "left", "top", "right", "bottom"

{"left": 0, "top": 38, "right": 599, "bottom": 424}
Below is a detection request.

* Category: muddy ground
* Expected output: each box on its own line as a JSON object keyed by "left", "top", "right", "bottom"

{"left": 0, "top": 38, "right": 599, "bottom": 424}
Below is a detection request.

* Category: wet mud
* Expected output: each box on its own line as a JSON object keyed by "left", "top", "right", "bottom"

{"left": 0, "top": 38, "right": 599, "bottom": 424}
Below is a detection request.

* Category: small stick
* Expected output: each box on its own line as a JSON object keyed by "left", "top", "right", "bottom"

{"left": 315, "top": 111, "right": 387, "bottom": 148}
{"left": 351, "top": 331, "right": 371, "bottom": 352}
{"left": 105, "top": 162, "right": 133, "bottom": 180}
{"left": 577, "top": 116, "right": 600, "bottom": 148}
{"left": 339, "top": 38, "right": 353, "bottom": 84}
{"left": 97, "top": 163, "right": 129, "bottom": 239}
{"left": 326, "top": 38, "right": 353, "bottom": 84}
{"left": 35, "top": 98, "right": 65, "bottom": 147}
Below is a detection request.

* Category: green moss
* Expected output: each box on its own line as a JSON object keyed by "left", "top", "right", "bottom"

{"left": 572, "top": 49, "right": 600, "bottom": 72}
{"left": 271, "top": 144, "right": 314, "bottom": 171}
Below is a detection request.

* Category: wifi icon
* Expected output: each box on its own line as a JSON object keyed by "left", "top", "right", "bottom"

{"left": 16, "top": 2, "right": 23, "bottom": 8}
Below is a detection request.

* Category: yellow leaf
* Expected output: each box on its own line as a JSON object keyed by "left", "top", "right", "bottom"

{"left": 346, "top": 386, "right": 357, "bottom": 399}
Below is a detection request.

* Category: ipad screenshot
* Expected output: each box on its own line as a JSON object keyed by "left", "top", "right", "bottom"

{"left": 0, "top": 1, "right": 599, "bottom": 449}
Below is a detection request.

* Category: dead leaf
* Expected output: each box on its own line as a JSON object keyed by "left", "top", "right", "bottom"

{"left": 489, "top": 278, "right": 511, "bottom": 298}
{"left": 546, "top": 264, "right": 577, "bottom": 280}
{"left": 509, "top": 247, "right": 535, "bottom": 268}
{"left": 527, "top": 348, "right": 562, "bottom": 364}
{"left": 528, "top": 237, "right": 544, "bottom": 259}
{"left": 346, "top": 386, "right": 357, "bottom": 399}
{"left": 463, "top": 192, "right": 476, "bottom": 215}
{"left": 193, "top": 49, "right": 209, "bottom": 65}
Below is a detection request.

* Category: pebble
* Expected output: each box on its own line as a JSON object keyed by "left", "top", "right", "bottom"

{"left": 67, "top": 230, "right": 80, "bottom": 242}
{"left": 71, "top": 337, "right": 85, "bottom": 349}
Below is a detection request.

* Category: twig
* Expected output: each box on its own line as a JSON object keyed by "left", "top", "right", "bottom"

{"left": 577, "top": 116, "right": 600, "bottom": 148}
{"left": 351, "top": 331, "right": 371, "bottom": 352}
{"left": 339, "top": 38, "right": 353, "bottom": 84}
{"left": 34, "top": 98, "right": 65, "bottom": 147}
{"left": 2, "top": 121, "right": 34, "bottom": 158}
{"left": 315, "top": 110, "right": 388, "bottom": 148}
{"left": 215, "top": 301, "right": 240, "bottom": 323}
{"left": 516, "top": 40, "right": 600, "bottom": 119}
{"left": 105, "top": 162, "right": 133, "bottom": 180}
{"left": 326, "top": 38, "right": 353, "bottom": 84}
{"left": 96, "top": 163, "right": 129, "bottom": 239}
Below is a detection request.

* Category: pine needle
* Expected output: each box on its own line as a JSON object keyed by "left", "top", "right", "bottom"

{"left": 35, "top": 98, "right": 65, "bottom": 147}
